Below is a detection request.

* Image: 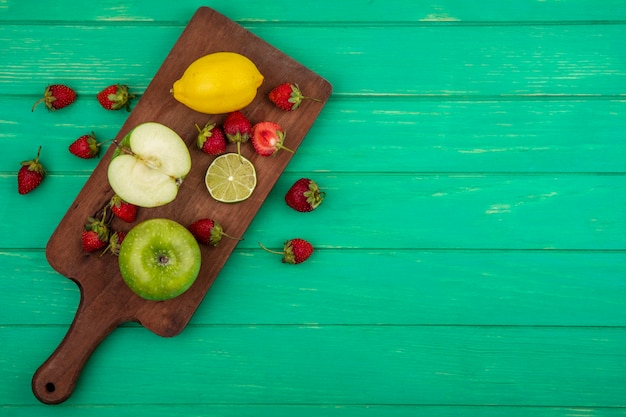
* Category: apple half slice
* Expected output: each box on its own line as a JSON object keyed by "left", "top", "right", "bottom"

{"left": 107, "top": 122, "right": 192, "bottom": 208}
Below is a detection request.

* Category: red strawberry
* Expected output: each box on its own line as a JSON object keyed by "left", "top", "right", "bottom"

{"left": 259, "top": 238, "right": 314, "bottom": 264}
{"left": 223, "top": 111, "right": 252, "bottom": 157}
{"left": 81, "top": 213, "right": 109, "bottom": 253}
{"left": 17, "top": 146, "right": 46, "bottom": 194}
{"left": 251, "top": 121, "right": 294, "bottom": 157}
{"left": 285, "top": 178, "right": 325, "bottom": 212}
{"left": 97, "top": 84, "right": 135, "bottom": 111}
{"left": 268, "top": 83, "right": 321, "bottom": 111}
{"left": 109, "top": 195, "right": 137, "bottom": 223}
{"left": 69, "top": 132, "right": 105, "bottom": 159}
{"left": 32, "top": 84, "right": 76, "bottom": 112}
{"left": 196, "top": 122, "right": 226, "bottom": 155}
{"left": 100, "top": 231, "right": 126, "bottom": 256}
{"left": 81, "top": 230, "right": 108, "bottom": 253}
{"left": 188, "top": 218, "right": 240, "bottom": 247}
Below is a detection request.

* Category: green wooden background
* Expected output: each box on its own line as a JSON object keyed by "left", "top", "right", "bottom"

{"left": 1, "top": 1, "right": 625, "bottom": 416}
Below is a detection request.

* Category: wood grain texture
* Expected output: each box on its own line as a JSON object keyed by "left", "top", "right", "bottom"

{"left": 4, "top": 0, "right": 626, "bottom": 22}
{"left": 2, "top": 25, "right": 626, "bottom": 96}
{"left": 2, "top": 174, "right": 624, "bottom": 250}
{"left": 3, "top": 406, "right": 626, "bottom": 417}
{"left": 30, "top": 6, "right": 331, "bottom": 405}
{"left": 3, "top": 249, "right": 625, "bottom": 326}
{"left": 3, "top": 98, "right": 626, "bottom": 174}
{"left": 6, "top": 326, "right": 626, "bottom": 406}
{"left": 1, "top": 1, "right": 625, "bottom": 416}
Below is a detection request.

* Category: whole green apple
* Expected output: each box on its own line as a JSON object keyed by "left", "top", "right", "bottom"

{"left": 119, "top": 218, "right": 201, "bottom": 301}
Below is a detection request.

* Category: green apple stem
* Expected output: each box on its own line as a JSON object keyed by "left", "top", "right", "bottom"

{"left": 258, "top": 242, "right": 283, "bottom": 256}
{"left": 112, "top": 139, "right": 174, "bottom": 177}
{"left": 112, "top": 140, "right": 135, "bottom": 156}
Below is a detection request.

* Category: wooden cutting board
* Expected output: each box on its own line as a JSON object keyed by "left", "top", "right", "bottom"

{"left": 32, "top": 6, "right": 331, "bottom": 405}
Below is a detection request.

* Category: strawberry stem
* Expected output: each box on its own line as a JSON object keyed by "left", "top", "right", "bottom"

{"left": 223, "top": 231, "right": 243, "bottom": 241}
{"left": 97, "top": 139, "right": 114, "bottom": 148}
{"left": 237, "top": 142, "right": 243, "bottom": 163}
{"left": 258, "top": 242, "right": 283, "bottom": 256}
{"left": 279, "top": 144, "right": 295, "bottom": 154}
{"left": 31, "top": 98, "right": 46, "bottom": 112}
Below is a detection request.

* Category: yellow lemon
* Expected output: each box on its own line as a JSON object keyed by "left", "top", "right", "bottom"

{"left": 172, "top": 52, "right": 264, "bottom": 114}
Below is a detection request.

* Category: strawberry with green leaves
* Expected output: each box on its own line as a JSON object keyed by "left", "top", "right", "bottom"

{"left": 69, "top": 132, "right": 106, "bottom": 159}
{"left": 188, "top": 218, "right": 240, "bottom": 247}
{"left": 81, "top": 230, "right": 108, "bottom": 253}
{"left": 82, "top": 213, "right": 110, "bottom": 253}
{"left": 285, "top": 178, "right": 325, "bottom": 212}
{"left": 268, "top": 82, "right": 321, "bottom": 111}
{"left": 32, "top": 84, "right": 76, "bottom": 112}
{"left": 251, "top": 121, "right": 293, "bottom": 156}
{"left": 109, "top": 195, "right": 137, "bottom": 223}
{"left": 97, "top": 84, "right": 135, "bottom": 111}
{"left": 259, "top": 238, "right": 314, "bottom": 264}
{"left": 196, "top": 122, "right": 226, "bottom": 155}
{"left": 223, "top": 111, "right": 252, "bottom": 158}
{"left": 17, "top": 146, "right": 46, "bottom": 194}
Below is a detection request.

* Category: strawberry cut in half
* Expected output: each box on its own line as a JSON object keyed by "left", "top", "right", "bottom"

{"left": 251, "top": 121, "right": 294, "bottom": 157}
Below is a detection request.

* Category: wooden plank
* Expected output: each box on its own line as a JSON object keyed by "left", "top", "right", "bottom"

{"left": 1, "top": 174, "right": 623, "bottom": 250}
{"left": 4, "top": 97, "right": 626, "bottom": 174}
{"left": 3, "top": 0, "right": 626, "bottom": 414}
{"left": 25, "top": 6, "right": 332, "bottom": 405}
{"left": 2, "top": 24, "right": 626, "bottom": 96}
{"left": 4, "top": 325, "right": 626, "bottom": 406}
{"left": 307, "top": 99, "right": 626, "bottom": 174}
{"left": 3, "top": 249, "right": 625, "bottom": 327}
{"left": 3, "top": 0, "right": 626, "bottom": 23}
{"left": 3, "top": 405, "right": 626, "bottom": 417}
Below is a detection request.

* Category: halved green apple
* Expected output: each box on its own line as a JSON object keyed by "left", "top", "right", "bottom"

{"left": 107, "top": 122, "right": 192, "bottom": 208}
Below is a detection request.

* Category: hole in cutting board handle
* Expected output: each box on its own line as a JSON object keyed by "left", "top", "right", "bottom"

{"left": 32, "top": 290, "right": 127, "bottom": 404}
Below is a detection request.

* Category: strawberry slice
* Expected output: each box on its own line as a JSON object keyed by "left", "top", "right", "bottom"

{"left": 251, "top": 121, "right": 294, "bottom": 157}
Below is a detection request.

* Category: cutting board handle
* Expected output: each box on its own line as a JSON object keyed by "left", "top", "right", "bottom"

{"left": 32, "top": 292, "right": 125, "bottom": 404}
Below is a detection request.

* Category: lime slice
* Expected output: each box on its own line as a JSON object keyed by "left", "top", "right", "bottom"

{"left": 205, "top": 153, "right": 257, "bottom": 203}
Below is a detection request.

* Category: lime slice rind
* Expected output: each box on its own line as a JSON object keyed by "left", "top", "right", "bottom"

{"left": 205, "top": 153, "right": 257, "bottom": 203}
